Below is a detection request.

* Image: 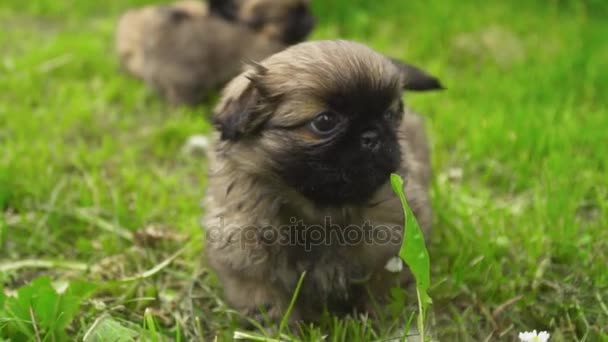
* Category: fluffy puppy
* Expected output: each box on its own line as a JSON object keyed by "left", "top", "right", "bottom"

{"left": 209, "top": 0, "right": 315, "bottom": 44}
{"left": 204, "top": 40, "right": 441, "bottom": 322}
{"left": 116, "top": 0, "right": 207, "bottom": 78}
{"left": 115, "top": 0, "right": 315, "bottom": 105}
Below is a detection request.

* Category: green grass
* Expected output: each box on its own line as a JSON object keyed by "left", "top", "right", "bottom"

{"left": 1, "top": 0, "right": 607, "bottom": 340}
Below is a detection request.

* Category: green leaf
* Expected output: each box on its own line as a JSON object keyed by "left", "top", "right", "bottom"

{"left": 83, "top": 316, "right": 139, "bottom": 342}
{"left": 390, "top": 173, "right": 433, "bottom": 340}
{"left": 391, "top": 173, "right": 432, "bottom": 308}
{"left": 49, "top": 280, "right": 97, "bottom": 335}
{"left": 5, "top": 277, "right": 54, "bottom": 338}
{"left": 1, "top": 277, "right": 97, "bottom": 340}
{"left": 64, "top": 280, "right": 97, "bottom": 301}
{"left": 390, "top": 174, "right": 432, "bottom": 305}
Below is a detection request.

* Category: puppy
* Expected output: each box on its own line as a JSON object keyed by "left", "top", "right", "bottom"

{"left": 116, "top": 0, "right": 207, "bottom": 78}
{"left": 209, "top": 0, "right": 315, "bottom": 44}
{"left": 204, "top": 40, "right": 441, "bottom": 322}
{"left": 115, "top": 0, "right": 315, "bottom": 105}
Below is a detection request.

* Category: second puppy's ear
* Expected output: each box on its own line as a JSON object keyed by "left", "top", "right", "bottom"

{"left": 158, "top": 6, "right": 192, "bottom": 22}
{"left": 208, "top": 0, "right": 238, "bottom": 21}
{"left": 212, "top": 66, "right": 271, "bottom": 141}
{"left": 390, "top": 58, "right": 445, "bottom": 91}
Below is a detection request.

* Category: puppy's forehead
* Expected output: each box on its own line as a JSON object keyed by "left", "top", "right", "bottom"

{"left": 261, "top": 41, "right": 401, "bottom": 116}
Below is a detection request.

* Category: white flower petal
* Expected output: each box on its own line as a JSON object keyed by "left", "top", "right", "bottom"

{"left": 182, "top": 134, "right": 210, "bottom": 155}
{"left": 537, "top": 331, "right": 550, "bottom": 342}
{"left": 384, "top": 256, "right": 403, "bottom": 273}
{"left": 518, "top": 330, "right": 536, "bottom": 342}
{"left": 518, "top": 330, "right": 550, "bottom": 342}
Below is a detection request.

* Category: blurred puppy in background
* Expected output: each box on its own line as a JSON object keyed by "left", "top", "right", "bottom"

{"left": 208, "top": 0, "right": 315, "bottom": 45}
{"left": 115, "top": 0, "right": 315, "bottom": 105}
{"left": 204, "top": 40, "right": 442, "bottom": 322}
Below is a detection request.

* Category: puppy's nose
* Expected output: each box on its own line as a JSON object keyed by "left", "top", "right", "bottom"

{"left": 360, "top": 130, "right": 380, "bottom": 151}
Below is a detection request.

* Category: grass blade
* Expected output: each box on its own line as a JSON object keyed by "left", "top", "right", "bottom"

{"left": 279, "top": 271, "right": 306, "bottom": 336}
{"left": 390, "top": 173, "right": 432, "bottom": 340}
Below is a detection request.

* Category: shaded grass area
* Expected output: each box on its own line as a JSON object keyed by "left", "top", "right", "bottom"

{"left": 1, "top": 0, "right": 607, "bottom": 340}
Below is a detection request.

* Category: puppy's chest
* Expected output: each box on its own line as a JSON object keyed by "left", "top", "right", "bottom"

{"left": 254, "top": 200, "right": 385, "bottom": 299}
{"left": 268, "top": 213, "right": 376, "bottom": 300}
{"left": 271, "top": 243, "right": 371, "bottom": 305}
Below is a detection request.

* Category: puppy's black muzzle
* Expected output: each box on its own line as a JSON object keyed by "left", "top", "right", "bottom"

{"left": 360, "top": 130, "right": 381, "bottom": 152}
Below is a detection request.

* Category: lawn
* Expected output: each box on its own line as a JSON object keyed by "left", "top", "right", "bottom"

{"left": 1, "top": 0, "right": 607, "bottom": 340}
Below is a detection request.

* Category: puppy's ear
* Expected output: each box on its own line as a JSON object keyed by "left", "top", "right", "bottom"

{"left": 212, "top": 65, "right": 271, "bottom": 141}
{"left": 158, "top": 6, "right": 191, "bottom": 22}
{"left": 208, "top": 0, "right": 238, "bottom": 21}
{"left": 390, "top": 58, "right": 445, "bottom": 91}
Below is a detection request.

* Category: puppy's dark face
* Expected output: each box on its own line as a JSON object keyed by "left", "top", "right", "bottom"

{"left": 271, "top": 85, "right": 403, "bottom": 206}
{"left": 210, "top": 0, "right": 315, "bottom": 44}
{"left": 213, "top": 41, "right": 441, "bottom": 207}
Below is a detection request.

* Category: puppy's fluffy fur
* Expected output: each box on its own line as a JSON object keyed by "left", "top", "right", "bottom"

{"left": 204, "top": 40, "right": 441, "bottom": 322}
{"left": 115, "top": 0, "right": 314, "bottom": 105}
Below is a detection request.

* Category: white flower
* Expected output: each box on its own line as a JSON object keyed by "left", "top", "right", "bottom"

{"left": 182, "top": 134, "right": 210, "bottom": 156}
{"left": 384, "top": 256, "right": 403, "bottom": 273}
{"left": 518, "top": 330, "right": 550, "bottom": 342}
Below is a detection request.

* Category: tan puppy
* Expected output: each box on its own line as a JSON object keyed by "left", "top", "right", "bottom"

{"left": 209, "top": 0, "right": 315, "bottom": 44}
{"left": 115, "top": 0, "right": 315, "bottom": 105}
{"left": 203, "top": 40, "right": 442, "bottom": 322}
{"left": 116, "top": 0, "right": 207, "bottom": 78}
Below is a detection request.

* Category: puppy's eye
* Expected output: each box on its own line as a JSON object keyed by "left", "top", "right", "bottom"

{"left": 383, "top": 109, "right": 401, "bottom": 122}
{"left": 310, "top": 111, "right": 340, "bottom": 134}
